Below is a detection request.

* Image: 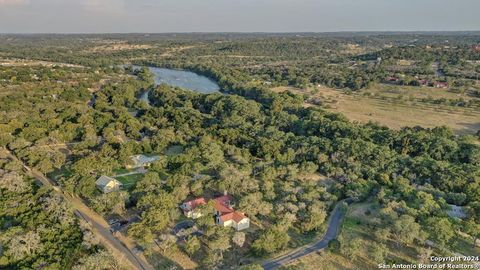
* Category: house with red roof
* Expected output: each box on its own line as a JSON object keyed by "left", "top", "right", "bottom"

{"left": 213, "top": 194, "right": 250, "bottom": 231}
{"left": 180, "top": 193, "right": 250, "bottom": 231}
{"left": 180, "top": 197, "right": 207, "bottom": 219}
{"left": 418, "top": 79, "right": 430, "bottom": 87}
{"left": 216, "top": 211, "right": 250, "bottom": 231}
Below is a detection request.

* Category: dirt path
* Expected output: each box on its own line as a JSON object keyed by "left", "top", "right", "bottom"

{"left": 112, "top": 168, "right": 147, "bottom": 178}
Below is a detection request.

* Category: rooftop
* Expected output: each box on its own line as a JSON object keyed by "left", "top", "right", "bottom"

{"left": 96, "top": 175, "right": 121, "bottom": 187}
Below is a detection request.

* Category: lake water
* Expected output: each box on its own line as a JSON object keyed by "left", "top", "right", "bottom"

{"left": 137, "top": 66, "right": 220, "bottom": 105}
{"left": 149, "top": 67, "right": 220, "bottom": 93}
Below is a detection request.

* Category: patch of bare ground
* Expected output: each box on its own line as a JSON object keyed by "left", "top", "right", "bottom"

{"left": 87, "top": 78, "right": 110, "bottom": 93}
{"left": 87, "top": 44, "right": 154, "bottom": 52}
{"left": 0, "top": 58, "right": 84, "bottom": 68}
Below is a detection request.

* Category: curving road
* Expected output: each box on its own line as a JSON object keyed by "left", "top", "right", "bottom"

{"left": 262, "top": 201, "right": 348, "bottom": 270}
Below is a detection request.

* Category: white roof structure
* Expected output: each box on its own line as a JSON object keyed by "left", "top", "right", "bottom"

{"left": 129, "top": 154, "right": 160, "bottom": 168}
{"left": 447, "top": 204, "right": 467, "bottom": 219}
{"left": 96, "top": 175, "right": 122, "bottom": 190}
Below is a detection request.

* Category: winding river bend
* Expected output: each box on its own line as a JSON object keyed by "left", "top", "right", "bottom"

{"left": 138, "top": 67, "right": 220, "bottom": 104}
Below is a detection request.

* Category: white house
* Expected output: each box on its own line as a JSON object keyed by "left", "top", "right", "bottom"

{"left": 180, "top": 197, "right": 207, "bottom": 219}
{"left": 216, "top": 211, "right": 250, "bottom": 231}
{"left": 180, "top": 194, "right": 250, "bottom": 231}
{"left": 96, "top": 175, "right": 123, "bottom": 193}
{"left": 213, "top": 194, "right": 250, "bottom": 231}
{"left": 126, "top": 154, "right": 160, "bottom": 169}
{"left": 447, "top": 204, "right": 467, "bottom": 219}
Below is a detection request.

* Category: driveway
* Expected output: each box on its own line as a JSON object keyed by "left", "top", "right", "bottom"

{"left": 262, "top": 201, "right": 349, "bottom": 270}
{"left": 173, "top": 220, "right": 194, "bottom": 235}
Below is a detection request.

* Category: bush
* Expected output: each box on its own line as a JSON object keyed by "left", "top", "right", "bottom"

{"left": 327, "top": 239, "right": 341, "bottom": 252}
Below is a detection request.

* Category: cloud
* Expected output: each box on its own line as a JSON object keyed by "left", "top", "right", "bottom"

{"left": 0, "top": 0, "right": 28, "bottom": 6}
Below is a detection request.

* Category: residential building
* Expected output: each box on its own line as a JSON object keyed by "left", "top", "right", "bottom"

{"left": 216, "top": 211, "right": 250, "bottom": 231}
{"left": 180, "top": 197, "right": 207, "bottom": 219}
{"left": 96, "top": 175, "right": 123, "bottom": 193}
{"left": 180, "top": 193, "right": 250, "bottom": 231}
{"left": 434, "top": 81, "right": 449, "bottom": 89}
{"left": 447, "top": 204, "right": 467, "bottom": 219}
{"left": 419, "top": 79, "right": 429, "bottom": 87}
{"left": 385, "top": 76, "right": 400, "bottom": 84}
{"left": 126, "top": 154, "right": 160, "bottom": 169}
{"left": 213, "top": 194, "right": 250, "bottom": 231}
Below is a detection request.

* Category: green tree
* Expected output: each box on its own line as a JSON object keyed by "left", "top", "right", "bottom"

{"left": 370, "top": 243, "right": 388, "bottom": 262}
{"left": 301, "top": 201, "right": 327, "bottom": 232}
{"left": 426, "top": 217, "right": 455, "bottom": 247}
{"left": 392, "top": 215, "right": 422, "bottom": 245}
{"left": 252, "top": 227, "right": 290, "bottom": 255}
{"left": 465, "top": 219, "right": 480, "bottom": 247}
{"left": 184, "top": 236, "right": 201, "bottom": 258}
{"left": 339, "top": 235, "right": 362, "bottom": 260}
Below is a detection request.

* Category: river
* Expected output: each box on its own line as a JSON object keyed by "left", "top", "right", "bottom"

{"left": 138, "top": 66, "right": 220, "bottom": 105}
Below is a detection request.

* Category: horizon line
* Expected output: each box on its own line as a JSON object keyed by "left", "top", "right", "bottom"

{"left": 1, "top": 30, "right": 480, "bottom": 35}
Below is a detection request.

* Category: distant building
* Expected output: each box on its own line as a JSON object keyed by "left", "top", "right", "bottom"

{"left": 419, "top": 79, "right": 430, "bottom": 87}
{"left": 447, "top": 204, "right": 467, "bottom": 219}
{"left": 96, "top": 175, "right": 122, "bottom": 193}
{"left": 126, "top": 154, "right": 160, "bottom": 169}
{"left": 434, "top": 81, "right": 449, "bottom": 89}
{"left": 385, "top": 76, "right": 400, "bottom": 84}
{"left": 472, "top": 45, "right": 480, "bottom": 52}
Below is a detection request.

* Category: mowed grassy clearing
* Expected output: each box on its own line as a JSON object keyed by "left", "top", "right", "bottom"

{"left": 272, "top": 85, "right": 480, "bottom": 135}
{"left": 117, "top": 174, "right": 144, "bottom": 190}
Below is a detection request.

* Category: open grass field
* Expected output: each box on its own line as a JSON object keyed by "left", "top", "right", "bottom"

{"left": 273, "top": 85, "right": 480, "bottom": 135}
{"left": 116, "top": 173, "right": 144, "bottom": 190}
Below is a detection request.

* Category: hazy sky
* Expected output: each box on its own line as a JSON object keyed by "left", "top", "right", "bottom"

{"left": 0, "top": 0, "right": 479, "bottom": 33}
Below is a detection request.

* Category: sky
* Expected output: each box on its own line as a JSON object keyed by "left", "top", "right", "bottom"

{"left": 0, "top": 0, "right": 479, "bottom": 33}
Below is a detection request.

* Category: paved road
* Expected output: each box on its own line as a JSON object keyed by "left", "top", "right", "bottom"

{"left": 262, "top": 202, "right": 347, "bottom": 270}
{"left": 4, "top": 149, "right": 153, "bottom": 270}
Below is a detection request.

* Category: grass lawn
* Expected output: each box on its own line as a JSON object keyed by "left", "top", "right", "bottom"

{"left": 47, "top": 166, "right": 72, "bottom": 182}
{"left": 112, "top": 168, "right": 131, "bottom": 175}
{"left": 117, "top": 173, "right": 144, "bottom": 190}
